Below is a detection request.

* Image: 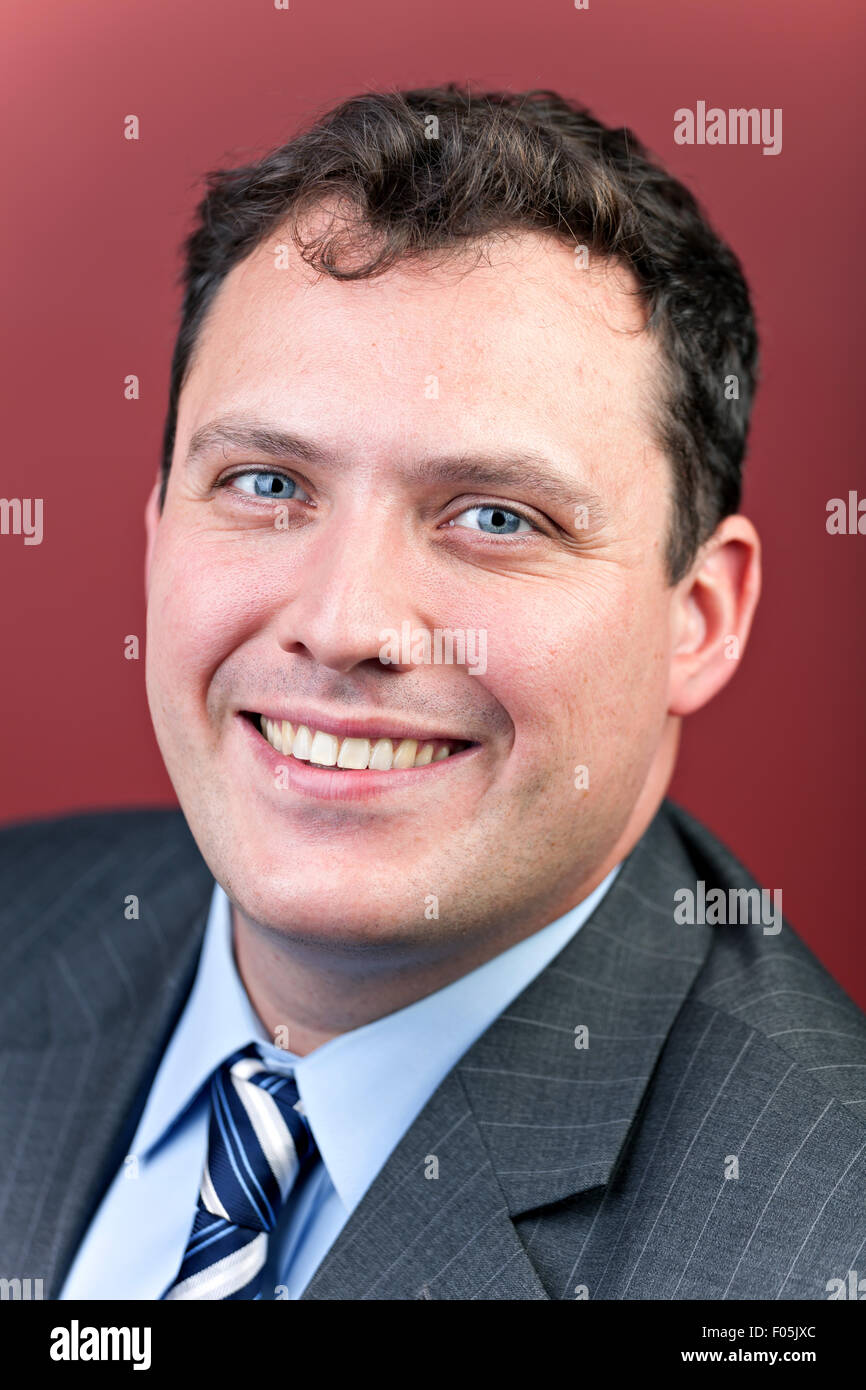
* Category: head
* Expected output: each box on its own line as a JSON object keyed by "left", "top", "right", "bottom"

{"left": 144, "top": 85, "right": 761, "bottom": 958}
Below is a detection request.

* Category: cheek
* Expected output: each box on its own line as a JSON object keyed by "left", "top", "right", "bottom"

{"left": 477, "top": 578, "right": 669, "bottom": 772}
{"left": 146, "top": 534, "right": 266, "bottom": 706}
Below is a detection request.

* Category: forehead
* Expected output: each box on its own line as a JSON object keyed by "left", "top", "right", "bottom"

{"left": 178, "top": 226, "right": 665, "bottom": 479}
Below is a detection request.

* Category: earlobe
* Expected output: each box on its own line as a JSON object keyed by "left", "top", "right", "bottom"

{"left": 667, "top": 516, "right": 762, "bottom": 718}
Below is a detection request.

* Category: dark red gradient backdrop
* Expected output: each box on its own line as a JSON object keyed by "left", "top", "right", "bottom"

{"left": 1, "top": 0, "right": 864, "bottom": 1004}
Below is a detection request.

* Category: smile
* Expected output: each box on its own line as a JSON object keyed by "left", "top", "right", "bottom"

{"left": 250, "top": 713, "right": 470, "bottom": 771}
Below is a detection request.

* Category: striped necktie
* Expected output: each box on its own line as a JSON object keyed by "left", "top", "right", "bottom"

{"left": 162, "top": 1044, "right": 317, "bottom": 1300}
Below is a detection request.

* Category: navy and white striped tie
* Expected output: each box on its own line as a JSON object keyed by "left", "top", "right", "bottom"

{"left": 162, "top": 1044, "right": 316, "bottom": 1300}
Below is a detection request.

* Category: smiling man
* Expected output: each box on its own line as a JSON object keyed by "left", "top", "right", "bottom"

{"left": 2, "top": 86, "right": 865, "bottom": 1302}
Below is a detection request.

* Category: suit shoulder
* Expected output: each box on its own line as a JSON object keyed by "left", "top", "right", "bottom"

{"left": 662, "top": 801, "right": 866, "bottom": 1126}
{"left": 0, "top": 806, "right": 211, "bottom": 952}
{"left": 0, "top": 804, "right": 194, "bottom": 867}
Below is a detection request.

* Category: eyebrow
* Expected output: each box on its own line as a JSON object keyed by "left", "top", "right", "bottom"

{"left": 184, "top": 417, "right": 606, "bottom": 520}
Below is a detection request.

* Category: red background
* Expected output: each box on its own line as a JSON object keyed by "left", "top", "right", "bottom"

{"left": 1, "top": 0, "right": 864, "bottom": 1005}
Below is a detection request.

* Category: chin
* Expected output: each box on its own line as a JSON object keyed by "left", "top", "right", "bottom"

{"left": 218, "top": 852, "right": 416, "bottom": 944}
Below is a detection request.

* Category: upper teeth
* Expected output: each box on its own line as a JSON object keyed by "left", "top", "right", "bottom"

{"left": 260, "top": 716, "right": 452, "bottom": 770}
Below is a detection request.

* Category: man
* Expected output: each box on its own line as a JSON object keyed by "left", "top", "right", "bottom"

{"left": 2, "top": 85, "right": 864, "bottom": 1301}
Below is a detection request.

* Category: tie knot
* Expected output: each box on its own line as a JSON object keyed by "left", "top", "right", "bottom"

{"left": 227, "top": 1048, "right": 305, "bottom": 1112}
{"left": 200, "top": 1046, "right": 316, "bottom": 1232}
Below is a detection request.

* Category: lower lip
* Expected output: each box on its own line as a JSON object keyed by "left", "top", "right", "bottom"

{"left": 237, "top": 714, "right": 480, "bottom": 802}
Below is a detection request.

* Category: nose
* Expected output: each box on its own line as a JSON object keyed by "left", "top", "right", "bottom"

{"left": 272, "top": 505, "right": 425, "bottom": 675}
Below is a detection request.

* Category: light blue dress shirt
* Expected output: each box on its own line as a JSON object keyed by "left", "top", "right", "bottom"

{"left": 61, "top": 864, "right": 620, "bottom": 1300}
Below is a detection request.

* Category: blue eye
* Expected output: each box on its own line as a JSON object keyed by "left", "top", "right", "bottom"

{"left": 229, "top": 471, "right": 310, "bottom": 502}
{"left": 450, "top": 505, "right": 534, "bottom": 535}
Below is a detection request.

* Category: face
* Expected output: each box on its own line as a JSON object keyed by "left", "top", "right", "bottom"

{"left": 145, "top": 228, "right": 686, "bottom": 953}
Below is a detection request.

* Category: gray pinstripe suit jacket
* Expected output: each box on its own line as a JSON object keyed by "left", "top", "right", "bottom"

{"left": 1, "top": 799, "right": 864, "bottom": 1300}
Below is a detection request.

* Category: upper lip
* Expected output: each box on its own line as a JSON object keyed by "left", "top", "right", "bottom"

{"left": 243, "top": 707, "right": 476, "bottom": 746}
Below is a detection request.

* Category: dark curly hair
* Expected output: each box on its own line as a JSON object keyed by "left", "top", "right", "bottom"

{"left": 160, "top": 84, "right": 759, "bottom": 583}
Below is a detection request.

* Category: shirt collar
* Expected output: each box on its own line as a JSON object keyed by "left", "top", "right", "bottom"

{"left": 135, "top": 867, "right": 619, "bottom": 1214}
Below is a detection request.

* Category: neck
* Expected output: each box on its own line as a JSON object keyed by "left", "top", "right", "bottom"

{"left": 231, "top": 872, "right": 604, "bottom": 1056}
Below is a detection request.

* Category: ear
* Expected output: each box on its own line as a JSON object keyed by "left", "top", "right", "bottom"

{"left": 667, "top": 514, "right": 762, "bottom": 717}
{"left": 144, "top": 477, "right": 162, "bottom": 598}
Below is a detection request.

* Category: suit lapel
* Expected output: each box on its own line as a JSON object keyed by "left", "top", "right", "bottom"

{"left": 303, "top": 803, "right": 715, "bottom": 1297}
{"left": 460, "top": 805, "right": 716, "bottom": 1219}
{"left": 300, "top": 1067, "right": 548, "bottom": 1300}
